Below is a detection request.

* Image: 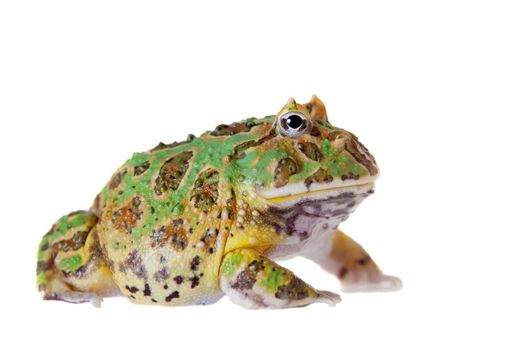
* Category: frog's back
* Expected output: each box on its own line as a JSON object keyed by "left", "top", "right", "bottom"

{"left": 93, "top": 120, "right": 271, "bottom": 305}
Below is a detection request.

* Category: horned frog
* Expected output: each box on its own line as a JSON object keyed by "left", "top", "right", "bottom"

{"left": 36, "top": 96, "right": 401, "bottom": 309}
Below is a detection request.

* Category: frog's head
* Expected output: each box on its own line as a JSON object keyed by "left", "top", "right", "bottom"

{"left": 230, "top": 96, "right": 379, "bottom": 206}
{"left": 225, "top": 96, "right": 379, "bottom": 211}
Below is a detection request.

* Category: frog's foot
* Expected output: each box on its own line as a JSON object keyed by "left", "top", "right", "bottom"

{"left": 304, "top": 229, "right": 402, "bottom": 293}
{"left": 37, "top": 211, "right": 120, "bottom": 306}
{"left": 316, "top": 290, "right": 342, "bottom": 306}
{"left": 339, "top": 270, "right": 402, "bottom": 292}
{"left": 43, "top": 279, "right": 103, "bottom": 307}
{"left": 59, "top": 292, "right": 102, "bottom": 307}
{"left": 220, "top": 248, "right": 341, "bottom": 309}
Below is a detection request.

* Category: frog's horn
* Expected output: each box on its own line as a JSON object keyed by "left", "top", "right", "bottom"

{"left": 305, "top": 95, "right": 328, "bottom": 122}
{"left": 277, "top": 97, "right": 303, "bottom": 117}
{"left": 286, "top": 97, "right": 298, "bottom": 110}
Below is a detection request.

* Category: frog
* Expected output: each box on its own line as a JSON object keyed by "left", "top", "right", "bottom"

{"left": 36, "top": 96, "right": 401, "bottom": 309}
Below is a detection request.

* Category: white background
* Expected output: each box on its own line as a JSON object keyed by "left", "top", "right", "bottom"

{"left": 1, "top": 1, "right": 524, "bottom": 349}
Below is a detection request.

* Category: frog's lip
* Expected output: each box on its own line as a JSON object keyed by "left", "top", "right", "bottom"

{"left": 260, "top": 177, "right": 377, "bottom": 204}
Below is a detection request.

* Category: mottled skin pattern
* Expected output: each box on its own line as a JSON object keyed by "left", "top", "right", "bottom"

{"left": 36, "top": 96, "right": 401, "bottom": 309}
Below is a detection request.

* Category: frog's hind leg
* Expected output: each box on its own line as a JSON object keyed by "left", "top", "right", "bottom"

{"left": 219, "top": 248, "right": 341, "bottom": 309}
{"left": 36, "top": 211, "right": 119, "bottom": 306}
{"left": 304, "top": 229, "right": 402, "bottom": 292}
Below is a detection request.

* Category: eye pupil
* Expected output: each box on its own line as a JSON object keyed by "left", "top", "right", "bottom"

{"left": 286, "top": 114, "right": 304, "bottom": 129}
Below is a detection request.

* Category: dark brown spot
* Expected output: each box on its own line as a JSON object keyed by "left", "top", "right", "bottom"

{"left": 125, "top": 285, "right": 139, "bottom": 293}
{"left": 230, "top": 129, "right": 276, "bottom": 160}
{"left": 36, "top": 260, "right": 52, "bottom": 274}
{"left": 209, "top": 119, "right": 262, "bottom": 137}
{"left": 310, "top": 126, "right": 321, "bottom": 137}
{"left": 71, "top": 231, "right": 89, "bottom": 250}
{"left": 230, "top": 259, "right": 264, "bottom": 291}
{"left": 304, "top": 168, "right": 333, "bottom": 188}
{"left": 274, "top": 158, "right": 299, "bottom": 188}
{"left": 150, "top": 221, "right": 188, "bottom": 250}
{"left": 275, "top": 276, "right": 309, "bottom": 300}
{"left": 134, "top": 161, "right": 150, "bottom": 176}
{"left": 143, "top": 283, "right": 152, "bottom": 296}
{"left": 112, "top": 196, "right": 143, "bottom": 234}
{"left": 248, "top": 259, "right": 265, "bottom": 273}
{"left": 190, "top": 256, "right": 201, "bottom": 271}
{"left": 341, "top": 172, "right": 360, "bottom": 181}
{"left": 198, "top": 228, "right": 218, "bottom": 251}
{"left": 51, "top": 230, "right": 90, "bottom": 254}
{"left": 231, "top": 271, "right": 256, "bottom": 291}
{"left": 190, "top": 275, "right": 200, "bottom": 288}
{"left": 165, "top": 290, "right": 180, "bottom": 302}
{"left": 154, "top": 151, "right": 193, "bottom": 196}
{"left": 191, "top": 169, "right": 219, "bottom": 212}
{"left": 174, "top": 275, "right": 184, "bottom": 284}
{"left": 298, "top": 142, "right": 324, "bottom": 161}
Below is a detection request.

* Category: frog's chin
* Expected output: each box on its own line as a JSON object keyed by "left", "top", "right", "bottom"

{"left": 260, "top": 177, "right": 377, "bottom": 205}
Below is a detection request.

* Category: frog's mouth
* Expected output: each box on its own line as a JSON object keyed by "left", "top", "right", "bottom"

{"left": 261, "top": 180, "right": 377, "bottom": 254}
{"left": 260, "top": 177, "right": 377, "bottom": 204}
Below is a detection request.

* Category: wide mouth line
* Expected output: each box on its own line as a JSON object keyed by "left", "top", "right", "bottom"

{"left": 263, "top": 182, "right": 374, "bottom": 203}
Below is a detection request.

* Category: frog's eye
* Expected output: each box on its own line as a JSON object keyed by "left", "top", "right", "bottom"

{"left": 278, "top": 112, "right": 310, "bottom": 138}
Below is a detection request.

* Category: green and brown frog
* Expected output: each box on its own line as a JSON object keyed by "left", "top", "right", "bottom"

{"left": 36, "top": 96, "right": 401, "bottom": 309}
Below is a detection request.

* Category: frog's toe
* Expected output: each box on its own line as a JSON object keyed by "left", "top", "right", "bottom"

{"left": 316, "top": 290, "right": 342, "bottom": 306}
{"left": 341, "top": 272, "right": 402, "bottom": 293}
{"left": 45, "top": 290, "right": 103, "bottom": 307}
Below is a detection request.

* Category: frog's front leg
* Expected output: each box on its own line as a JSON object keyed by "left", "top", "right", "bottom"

{"left": 219, "top": 248, "right": 340, "bottom": 309}
{"left": 304, "top": 229, "right": 402, "bottom": 292}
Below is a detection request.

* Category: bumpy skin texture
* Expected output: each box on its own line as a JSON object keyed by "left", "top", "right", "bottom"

{"left": 36, "top": 96, "right": 400, "bottom": 309}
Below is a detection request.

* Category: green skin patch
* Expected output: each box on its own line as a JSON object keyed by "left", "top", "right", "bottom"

{"left": 226, "top": 148, "right": 289, "bottom": 186}
{"left": 221, "top": 254, "right": 244, "bottom": 277}
{"left": 261, "top": 268, "right": 283, "bottom": 293}
{"left": 319, "top": 139, "right": 363, "bottom": 176}
{"left": 58, "top": 255, "right": 83, "bottom": 272}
